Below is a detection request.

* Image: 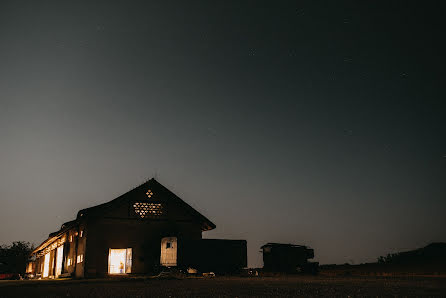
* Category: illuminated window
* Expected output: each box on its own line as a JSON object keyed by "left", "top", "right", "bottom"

{"left": 146, "top": 189, "right": 153, "bottom": 198}
{"left": 80, "top": 230, "right": 84, "bottom": 237}
{"left": 67, "top": 258, "right": 72, "bottom": 266}
{"left": 133, "top": 202, "right": 163, "bottom": 218}
{"left": 77, "top": 254, "right": 83, "bottom": 263}
{"left": 69, "top": 235, "right": 73, "bottom": 242}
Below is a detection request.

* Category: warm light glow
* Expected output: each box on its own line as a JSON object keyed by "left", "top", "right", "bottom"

{"left": 43, "top": 253, "right": 50, "bottom": 278}
{"left": 108, "top": 248, "right": 132, "bottom": 274}
{"left": 67, "top": 258, "right": 72, "bottom": 266}
{"left": 160, "top": 237, "right": 177, "bottom": 266}
{"left": 133, "top": 202, "right": 163, "bottom": 218}
{"left": 26, "top": 262, "right": 33, "bottom": 273}
{"left": 50, "top": 242, "right": 57, "bottom": 250}
{"left": 55, "top": 246, "right": 63, "bottom": 277}
{"left": 77, "top": 254, "right": 83, "bottom": 263}
{"left": 146, "top": 189, "right": 153, "bottom": 198}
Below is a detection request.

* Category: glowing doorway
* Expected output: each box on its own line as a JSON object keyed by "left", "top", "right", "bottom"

{"left": 43, "top": 252, "right": 50, "bottom": 278}
{"left": 55, "top": 246, "right": 63, "bottom": 277}
{"left": 108, "top": 248, "right": 132, "bottom": 274}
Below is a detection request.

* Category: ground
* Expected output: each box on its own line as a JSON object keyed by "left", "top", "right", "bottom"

{"left": 1, "top": 275, "right": 446, "bottom": 297}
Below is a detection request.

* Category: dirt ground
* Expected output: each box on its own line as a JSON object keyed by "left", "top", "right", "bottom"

{"left": 1, "top": 275, "right": 446, "bottom": 297}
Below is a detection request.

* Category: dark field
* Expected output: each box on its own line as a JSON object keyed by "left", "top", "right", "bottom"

{"left": 1, "top": 276, "right": 446, "bottom": 297}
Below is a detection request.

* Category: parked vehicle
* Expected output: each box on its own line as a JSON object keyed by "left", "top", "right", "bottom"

{"left": 261, "top": 243, "right": 319, "bottom": 274}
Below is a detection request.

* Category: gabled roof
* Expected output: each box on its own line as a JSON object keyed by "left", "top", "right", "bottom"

{"left": 76, "top": 178, "right": 216, "bottom": 231}
{"left": 32, "top": 178, "right": 216, "bottom": 255}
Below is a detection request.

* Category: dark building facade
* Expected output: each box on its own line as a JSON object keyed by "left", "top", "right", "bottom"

{"left": 261, "top": 243, "right": 318, "bottom": 274}
{"left": 29, "top": 178, "right": 242, "bottom": 278}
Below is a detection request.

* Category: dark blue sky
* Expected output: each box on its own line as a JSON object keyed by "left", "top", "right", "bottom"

{"left": 0, "top": 1, "right": 445, "bottom": 266}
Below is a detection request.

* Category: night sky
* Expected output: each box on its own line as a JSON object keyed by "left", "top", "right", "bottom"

{"left": 0, "top": 1, "right": 445, "bottom": 267}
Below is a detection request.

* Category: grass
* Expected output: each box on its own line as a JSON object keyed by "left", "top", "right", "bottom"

{"left": 1, "top": 274, "right": 446, "bottom": 297}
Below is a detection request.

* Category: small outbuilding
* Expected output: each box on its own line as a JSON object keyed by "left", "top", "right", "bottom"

{"left": 261, "top": 243, "right": 318, "bottom": 274}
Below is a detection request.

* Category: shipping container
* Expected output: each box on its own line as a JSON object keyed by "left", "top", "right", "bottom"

{"left": 179, "top": 239, "right": 247, "bottom": 274}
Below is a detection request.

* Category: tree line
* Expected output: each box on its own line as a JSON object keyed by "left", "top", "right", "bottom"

{"left": 0, "top": 241, "right": 34, "bottom": 275}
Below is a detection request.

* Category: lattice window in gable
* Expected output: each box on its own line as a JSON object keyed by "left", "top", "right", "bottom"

{"left": 133, "top": 202, "right": 163, "bottom": 218}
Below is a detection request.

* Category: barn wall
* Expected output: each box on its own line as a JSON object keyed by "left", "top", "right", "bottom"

{"left": 85, "top": 218, "right": 202, "bottom": 277}
{"left": 81, "top": 185, "right": 206, "bottom": 277}
{"left": 49, "top": 249, "right": 55, "bottom": 276}
{"left": 74, "top": 225, "right": 87, "bottom": 278}
{"left": 64, "top": 229, "right": 78, "bottom": 275}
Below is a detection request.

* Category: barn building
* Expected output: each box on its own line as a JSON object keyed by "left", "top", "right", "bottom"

{"left": 29, "top": 178, "right": 246, "bottom": 278}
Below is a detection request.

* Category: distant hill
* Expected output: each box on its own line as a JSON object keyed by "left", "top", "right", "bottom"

{"left": 321, "top": 243, "right": 446, "bottom": 276}
{"left": 378, "top": 243, "right": 446, "bottom": 265}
